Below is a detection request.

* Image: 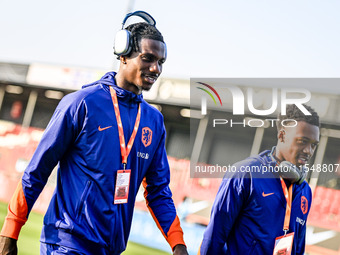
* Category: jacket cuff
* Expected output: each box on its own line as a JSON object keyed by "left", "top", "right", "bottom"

{"left": 167, "top": 216, "right": 186, "bottom": 250}
{"left": 169, "top": 232, "right": 186, "bottom": 251}
{"left": 0, "top": 217, "right": 26, "bottom": 240}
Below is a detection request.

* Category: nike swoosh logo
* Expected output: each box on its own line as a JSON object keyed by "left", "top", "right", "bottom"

{"left": 98, "top": 125, "right": 112, "bottom": 131}
{"left": 262, "top": 192, "right": 274, "bottom": 197}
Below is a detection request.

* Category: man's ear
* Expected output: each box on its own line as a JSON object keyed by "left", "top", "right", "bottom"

{"left": 120, "top": 56, "right": 127, "bottom": 64}
{"left": 278, "top": 129, "right": 285, "bottom": 142}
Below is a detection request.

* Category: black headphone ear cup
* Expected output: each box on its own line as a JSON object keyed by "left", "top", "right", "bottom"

{"left": 297, "top": 167, "right": 307, "bottom": 185}
{"left": 279, "top": 161, "right": 306, "bottom": 184}
{"left": 114, "top": 29, "right": 131, "bottom": 56}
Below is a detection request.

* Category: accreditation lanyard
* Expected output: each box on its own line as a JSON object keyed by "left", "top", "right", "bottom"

{"left": 280, "top": 177, "right": 293, "bottom": 235}
{"left": 273, "top": 178, "right": 295, "bottom": 254}
{"left": 110, "top": 86, "right": 141, "bottom": 169}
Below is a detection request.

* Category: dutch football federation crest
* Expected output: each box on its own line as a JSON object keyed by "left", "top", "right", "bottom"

{"left": 301, "top": 196, "right": 308, "bottom": 214}
{"left": 142, "top": 127, "right": 152, "bottom": 147}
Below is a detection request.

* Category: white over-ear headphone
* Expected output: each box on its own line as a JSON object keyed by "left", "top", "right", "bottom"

{"left": 114, "top": 10, "right": 156, "bottom": 56}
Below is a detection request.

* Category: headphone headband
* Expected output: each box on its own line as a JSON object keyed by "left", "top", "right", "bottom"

{"left": 121, "top": 10, "right": 156, "bottom": 29}
{"left": 114, "top": 10, "right": 157, "bottom": 56}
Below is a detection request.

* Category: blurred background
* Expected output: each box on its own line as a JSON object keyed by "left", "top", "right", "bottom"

{"left": 0, "top": 0, "right": 339, "bottom": 254}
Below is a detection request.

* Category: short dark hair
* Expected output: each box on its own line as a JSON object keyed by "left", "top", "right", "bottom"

{"left": 277, "top": 104, "right": 320, "bottom": 131}
{"left": 124, "top": 22, "right": 164, "bottom": 57}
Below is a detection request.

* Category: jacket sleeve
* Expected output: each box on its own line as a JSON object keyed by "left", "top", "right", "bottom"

{"left": 296, "top": 185, "right": 312, "bottom": 255}
{"left": 0, "top": 97, "right": 82, "bottom": 240}
{"left": 296, "top": 224, "right": 307, "bottom": 255}
{"left": 199, "top": 171, "right": 251, "bottom": 255}
{"left": 142, "top": 124, "right": 186, "bottom": 250}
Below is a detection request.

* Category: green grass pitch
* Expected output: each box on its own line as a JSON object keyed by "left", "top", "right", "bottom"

{"left": 0, "top": 202, "right": 170, "bottom": 255}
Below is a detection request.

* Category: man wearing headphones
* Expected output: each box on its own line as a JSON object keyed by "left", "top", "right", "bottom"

{"left": 0, "top": 11, "right": 188, "bottom": 255}
{"left": 199, "top": 104, "right": 320, "bottom": 255}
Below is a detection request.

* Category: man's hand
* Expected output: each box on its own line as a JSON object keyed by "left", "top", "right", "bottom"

{"left": 0, "top": 236, "right": 17, "bottom": 255}
{"left": 173, "top": 244, "right": 188, "bottom": 255}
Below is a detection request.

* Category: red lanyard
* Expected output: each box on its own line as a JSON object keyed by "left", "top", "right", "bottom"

{"left": 110, "top": 86, "right": 141, "bottom": 168}
{"left": 280, "top": 177, "right": 293, "bottom": 235}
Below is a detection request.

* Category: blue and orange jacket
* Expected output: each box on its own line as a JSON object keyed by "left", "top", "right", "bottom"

{"left": 199, "top": 150, "right": 312, "bottom": 255}
{"left": 1, "top": 72, "right": 185, "bottom": 254}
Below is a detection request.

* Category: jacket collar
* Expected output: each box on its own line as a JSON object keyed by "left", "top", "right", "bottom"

{"left": 82, "top": 71, "right": 143, "bottom": 103}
